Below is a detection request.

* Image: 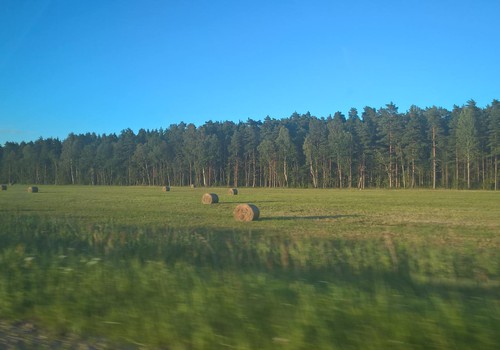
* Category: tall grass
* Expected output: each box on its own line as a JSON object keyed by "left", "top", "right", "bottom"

{"left": 0, "top": 186, "right": 498, "bottom": 348}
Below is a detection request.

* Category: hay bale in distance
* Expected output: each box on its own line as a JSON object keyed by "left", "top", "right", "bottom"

{"left": 234, "top": 204, "right": 260, "bottom": 222}
{"left": 202, "top": 193, "right": 219, "bottom": 204}
{"left": 1, "top": 184, "right": 6, "bottom": 191}
{"left": 190, "top": 184, "right": 196, "bottom": 189}
{"left": 162, "top": 186, "right": 170, "bottom": 192}
{"left": 28, "top": 186, "right": 39, "bottom": 193}
{"left": 228, "top": 188, "right": 238, "bottom": 195}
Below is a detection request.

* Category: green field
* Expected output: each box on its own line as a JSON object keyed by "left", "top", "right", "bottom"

{"left": 0, "top": 186, "right": 499, "bottom": 349}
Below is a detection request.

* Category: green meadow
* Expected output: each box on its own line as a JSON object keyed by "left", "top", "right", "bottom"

{"left": 0, "top": 186, "right": 499, "bottom": 349}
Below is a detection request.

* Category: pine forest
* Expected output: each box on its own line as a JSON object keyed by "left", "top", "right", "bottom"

{"left": 2, "top": 100, "right": 499, "bottom": 190}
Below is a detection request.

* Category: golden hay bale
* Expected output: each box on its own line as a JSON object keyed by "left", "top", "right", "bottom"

{"left": 233, "top": 204, "right": 260, "bottom": 222}
{"left": 1, "top": 184, "right": 7, "bottom": 190}
{"left": 201, "top": 193, "right": 219, "bottom": 204}
{"left": 228, "top": 188, "right": 238, "bottom": 195}
{"left": 28, "top": 186, "right": 38, "bottom": 193}
{"left": 162, "top": 186, "right": 170, "bottom": 192}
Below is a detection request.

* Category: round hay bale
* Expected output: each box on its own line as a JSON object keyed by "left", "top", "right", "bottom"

{"left": 233, "top": 204, "right": 260, "bottom": 222}
{"left": 1, "top": 184, "right": 7, "bottom": 191}
{"left": 28, "top": 186, "right": 38, "bottom": 193}
{"left": 228, "top": 188, "right": 238, "bottom": 195}
{"left": 201, "top": 193, "right": 219, "bottom": 204}
{"left": 162, "top": 186, "right": 170, "bottom": 192}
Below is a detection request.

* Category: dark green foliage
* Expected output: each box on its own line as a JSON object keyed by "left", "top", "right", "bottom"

{"left": 1, "top": 100, "right": 499, "bottom": 189}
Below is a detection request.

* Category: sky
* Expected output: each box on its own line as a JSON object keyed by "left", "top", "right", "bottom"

{"left": 1, "top": 0, "right": 499, "bottom": 145}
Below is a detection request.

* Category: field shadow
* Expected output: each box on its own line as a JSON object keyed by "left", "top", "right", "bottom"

{"left": 259, "top": 214, "right": 361, "bottom": 221}
{"left": 220, "top": 200, "right": 282, "bottom": 203}
{"left": 216, "top": 200, "right": 282, "bottom": 206}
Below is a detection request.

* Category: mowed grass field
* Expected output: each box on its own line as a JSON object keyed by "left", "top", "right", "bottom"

{"left": 0, "top": 185, "right": 499, "bottom": 349}
{"left": 3, "top": 185, "right": 499, "bottom": 236}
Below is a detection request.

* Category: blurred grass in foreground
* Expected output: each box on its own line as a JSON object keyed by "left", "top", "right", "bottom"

{"left": 0, "top": 186, "right": 499, "bottom": 348}
{"left": 0, "top": 211, "right": 498, "bottom": 349}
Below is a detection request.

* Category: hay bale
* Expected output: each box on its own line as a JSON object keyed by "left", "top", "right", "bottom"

{"left": 233, "top": 204, "right": 260, "bottom": 222}
{"left": 162, "top": 186, "right": 170, "bottom": 192}
{"left": 228, "top": 188, "right": 238, "bottom": 195}
{"left": 1, "top": 184, "right": 7, "bottom": 190}
{"left": 201, "top": 193, "right": 219, "bottom": 204}
{"left": 28, "top": 186, "right": 38, "bottom": 193}
{"left": 190, "top": 184, "right": 196, "bottom": 189}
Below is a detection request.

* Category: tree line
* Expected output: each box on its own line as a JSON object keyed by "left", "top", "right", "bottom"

{"left": 1, "top": 100, "right": 499, "bottom": 190}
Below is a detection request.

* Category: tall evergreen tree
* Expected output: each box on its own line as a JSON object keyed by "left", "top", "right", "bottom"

{"left": 358, "top": 107, "right": 378, "bottom": 188}
{"left": 346, "top": 108, "right": 362, "bottom": 189}
{"left": 327, "top": 112, "right": 351, "bottom": 188}
{"left": 303, "top": 117, "right": 327, "bottom": 188}
{"left": 402, "top": 106, "right": 428, "bottom": 188}
{"left": 95, "top": 135, "right": 115, "bottom": 185}
{"left": 424, "top": 106, "right": 447, "bottom": 189}
{"left": 377, "top": 103, "right": 402, "bottom": 188}
{"left": 456, "top": 105, "right": 479, "bottom": 189}
{"left": 487, "top": 100, "right": 500, "bottom": 190}
{"left": 114, "top": 129, "right": 136, "bottom": 185}
{"left": 257, "top": 137, "right": 277, "bottom": 187}
{"left": 276, "top": 125, "right": 294, "bottom": 187}
{"left": 60, "top": 133, "right": 83, "bottom": 184}
{"left": 229, "top": 128, "right": 243, "bottom": 187}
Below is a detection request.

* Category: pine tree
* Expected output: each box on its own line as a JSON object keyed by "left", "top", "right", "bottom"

{"left": 487, "top": 100, "right": 500, "bottom": 190}
{"left": 456, "top": 106, "right": 479, "bottom": 189}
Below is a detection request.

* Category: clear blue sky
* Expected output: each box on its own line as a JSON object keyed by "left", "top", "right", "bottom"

{"left": 1, "top": 0, "right": 499, "bottom": 145}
